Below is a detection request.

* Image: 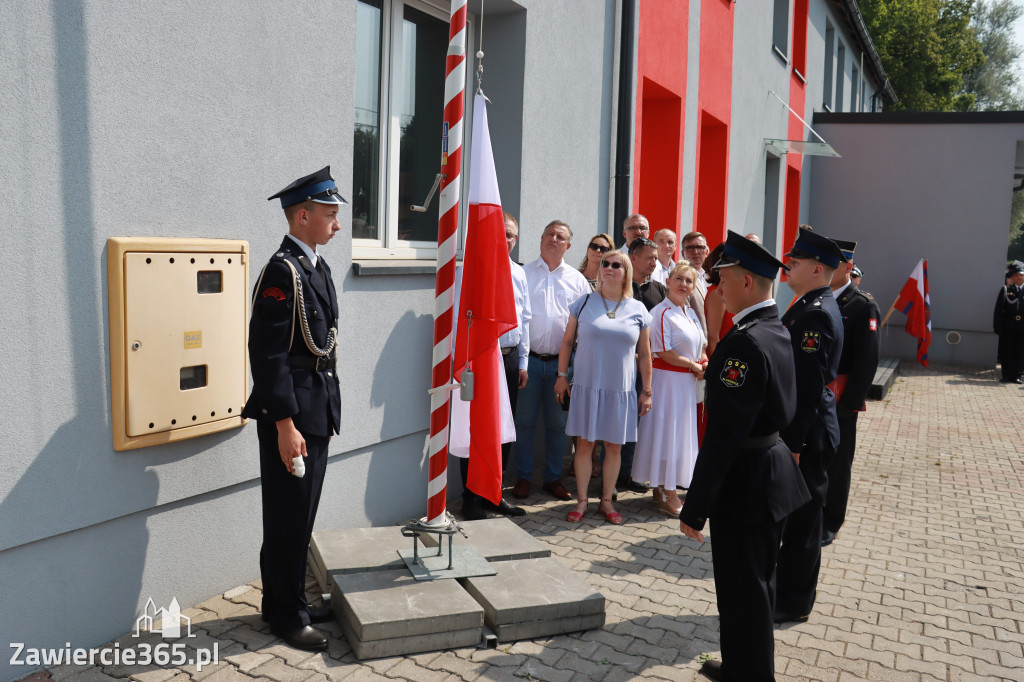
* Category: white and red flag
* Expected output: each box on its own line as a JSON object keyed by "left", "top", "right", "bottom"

{"left": 450, "top": 93, "right": 518, "bottom": 505}
{"left": 894, "top": 258, "right": 931, "bottom": 367}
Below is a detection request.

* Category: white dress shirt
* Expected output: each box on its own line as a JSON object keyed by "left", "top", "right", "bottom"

{"left": 286, "top": 234, "right": 319, "bottom": 266}
{"left": 499, "top": 259, "right": 533, "bottom": 370}
{"left": 523, "top": 258, "right": 591, "bottom": 355}
{"left": 652, "top": 259, "right": 674, "bottom": 285}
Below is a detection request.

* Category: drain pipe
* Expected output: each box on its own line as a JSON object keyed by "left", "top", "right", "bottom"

{"left": 612, "top": 0, "right": 637, "bottom": 247}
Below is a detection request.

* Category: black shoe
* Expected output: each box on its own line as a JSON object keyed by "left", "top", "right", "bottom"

{"left": 308, "top": 606, "right": 333, "bottom": 624}
{"left": 774, "top": 610, "right": 811, "bottom": 624}
{"left": 821, "top": 529, "right": 836, "bottom": 547}
{"left": 1015, "top": 378, "right": 1023, "bottom": 385}
{"left": 485, "top": 497, "right": 526, "bottom": 517}
{"left": 699, "top": 659, "right": 725, "bottom": 681}
{"left": 271, "top": 624, "right": 327, "bottom": 651}
{"left": 617, "top": 478, "right": 649, "bottom": 494}
{"left": 462, "top": 497, "right": 488, "bottom": 521}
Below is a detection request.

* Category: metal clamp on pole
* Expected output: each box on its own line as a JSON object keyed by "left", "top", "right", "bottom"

{"left": 410, "top": 173, "right": 446, "bottom": 212}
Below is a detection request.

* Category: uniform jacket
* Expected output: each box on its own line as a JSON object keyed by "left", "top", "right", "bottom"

{"left": 834, "top": 285, "right": 881, "bottom": 414}
{"left": 242, "top": 236, "right": 341, "bottom": 437}
{"left": 780, "top": 285, "right": 843, "bottom": 456}
{"left": 994, "top": 283, "right": 1024, "bottom": 332}
{"left": 680, "top": 304, "right": 811, "bottom": 530}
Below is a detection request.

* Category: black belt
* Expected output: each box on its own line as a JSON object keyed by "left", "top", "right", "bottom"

{"left": 501, "top": 346, "right": 516, "bottom": 355}
{"left": 740, "top": 432, "right": 780, "bottom": 449}
{"left": 290, "top": 355, "right": 336, "bottom": 371}
{"left": 530, "top": 351, "right": 559, "bottom": 362}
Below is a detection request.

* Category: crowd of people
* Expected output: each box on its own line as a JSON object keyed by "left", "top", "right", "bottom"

{"left": 457, "top": 213, "right": 882, "bottom": 681}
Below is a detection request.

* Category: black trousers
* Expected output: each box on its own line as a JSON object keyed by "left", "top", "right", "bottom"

{"left": 710, "top": 500, "right": 784, "bottom": 682}
{"left": 462, "top": 348, "right": 519, "bottom": 497}
{"left": 776, "top": 444, "right": 834, "bottom": 617}
{"left": 824, "top": 412, "right": 858, "bottom": 534}
{"left": 257, "top": 420, "right": 329, "bottom": 630}
{"left": 998, "top": 328, "right": 1024, "bottom": 380}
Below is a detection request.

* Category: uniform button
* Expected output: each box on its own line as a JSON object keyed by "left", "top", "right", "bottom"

{"left": 313, "top": 310, "right": 318, "bottom": 316}
{"left": 261, "top": 409, "right": 268, "bottom": 414}
{"left": 327, "top": 371, "right": 333, "bottom": 377}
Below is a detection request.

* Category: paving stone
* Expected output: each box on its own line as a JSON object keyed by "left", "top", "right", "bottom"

{"left": 249, "top": 656, "right": 316, "bottom": 681}
{"left": 331, "top": 569, "right": 482, "bottom": 642}
{"left": 417, "top": 517, "right": 551, "bottom": 562}
{"left": 309, "top": 527, "right": 409, "bottom": 591}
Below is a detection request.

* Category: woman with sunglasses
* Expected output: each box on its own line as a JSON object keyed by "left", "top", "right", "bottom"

{"left": 633, "top": 261, "right": 707, "bottom": 516}
{"left": 578, "top": 233, "right": 615, "bottom": 291}
{"left": 555, "top": 250, "right": 653, "bottom": 525}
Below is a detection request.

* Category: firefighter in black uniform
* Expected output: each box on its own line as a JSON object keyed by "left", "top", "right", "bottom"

{"left": 242, "top": 167, "right": 344, "bottom": 652}
{"left": 680, "top": 231, "right": 811, "bottom": 682}
{"left": 822, "top": 239, "right": 880, "bottom": 546}
{"left": 775, "top": 227, "right": 845, "bottom": 624}
{"left": 994, "top": 261, "right": 1024, "bottom": 383}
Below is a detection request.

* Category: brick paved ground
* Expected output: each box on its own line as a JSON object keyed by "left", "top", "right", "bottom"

{"left": 37, "top": 363, "right": 1024, "bottom": 681}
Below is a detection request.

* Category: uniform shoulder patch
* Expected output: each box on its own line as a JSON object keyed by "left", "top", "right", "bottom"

{"left": 869, "top": 318, "right": 878, "bottom": 331}
{"left": 801, "top": 330, "right": 821, "bottom": 352}
{"left": 721, "top": 358, "right": 748, "bottom": 387}
{"left": 261, "top": 286, "right": 287, "bottom": 301}
{"left": 855, "top": 289, "right": 875, "bottom": 301}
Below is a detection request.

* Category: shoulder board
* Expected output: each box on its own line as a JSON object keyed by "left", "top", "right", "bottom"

{"left": 855, "top": 289, "right": 874, "bottom": 302}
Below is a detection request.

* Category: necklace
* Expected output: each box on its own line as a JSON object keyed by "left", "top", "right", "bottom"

{"left": 601, "top": 293, "right": 623, "bottom": 319}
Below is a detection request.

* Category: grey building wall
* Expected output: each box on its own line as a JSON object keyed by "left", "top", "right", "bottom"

{"left": 810, "top": 113, "right": 1024, "bottom": 367}
{"left": 0, "top": 1, "right": 616, "bottom": 679}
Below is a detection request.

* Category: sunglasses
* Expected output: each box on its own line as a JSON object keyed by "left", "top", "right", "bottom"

{"left": 588, "top": 243, "right": 610, "bottom": 253}
{"left": 600, "top": 260, "right": 624, "bottom": 269}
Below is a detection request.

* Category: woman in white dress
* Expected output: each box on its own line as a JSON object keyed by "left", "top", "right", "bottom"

{"left": 555, "top": 250, "right": 652, "bottom": 525}
{"left": 634, "top": 261, "right": 707, "bottom": 515}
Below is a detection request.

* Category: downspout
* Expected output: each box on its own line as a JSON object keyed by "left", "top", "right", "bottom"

{"left": 613, "top": 0, "right": 637, "bottom": 246}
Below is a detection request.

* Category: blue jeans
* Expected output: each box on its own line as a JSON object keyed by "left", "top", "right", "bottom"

{"left": 514, "top": 356, "right": 568, "bottom": 483}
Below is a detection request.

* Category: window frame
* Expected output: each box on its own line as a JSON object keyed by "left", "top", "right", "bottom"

{"left": 352, "top": 0, "right": 474, "bottom": 260}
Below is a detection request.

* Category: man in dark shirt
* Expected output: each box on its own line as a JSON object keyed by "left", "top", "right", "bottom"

{"left": 994, "top": 261, "right": 1024, "bottom": 383}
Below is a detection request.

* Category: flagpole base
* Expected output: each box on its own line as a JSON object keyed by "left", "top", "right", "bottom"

{"left": 400, "top": 512, "right": 496, "bottom": 580}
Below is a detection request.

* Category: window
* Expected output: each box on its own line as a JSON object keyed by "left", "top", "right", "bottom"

{"left": 823, "top": 21, "right": 834, "bottom": 111}
{"left": 772, "top": 0, "right": 790, "bottom": 62}
{"left": 353, "top": 0, "right": 470, "bottom": 259}
{"left": 835, "top": 42, "right": 846, "bottom": 112}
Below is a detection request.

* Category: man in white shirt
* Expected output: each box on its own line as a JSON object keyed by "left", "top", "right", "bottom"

{"left": 619, "top": 213, "right": 651, "bottom": 252}
{"left": 512, "top": 220, "right": 591, "bottom": 501}
{"left": 652, "top": 228, "right": 677, "bottom": 285}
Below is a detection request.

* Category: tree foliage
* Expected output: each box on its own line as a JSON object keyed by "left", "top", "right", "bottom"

{"left": 961, "top": 0, "right": 1024, "bottom": 110}
{"left": 859, "top": 0, "right": 984, "bottom": 111}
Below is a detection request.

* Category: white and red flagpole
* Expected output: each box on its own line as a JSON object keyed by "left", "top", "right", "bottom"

{"left": 426, "top": 0, "right": 467, "bottom": 526}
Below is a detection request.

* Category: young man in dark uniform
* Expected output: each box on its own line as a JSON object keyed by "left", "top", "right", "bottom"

{"left": 823, "top": 239, "right": 880, "bottom": 546}
{"left": 679, "top": 231, "right": 810, "bottom": 682}
{"left": 775, "top": 227, "right": 845, "bottom": 624}
{"left": 994, "top": 261, "right": 1024, "bottom": 383}
{"left": 242, "top": 167, "right": 344, "bottom": 652}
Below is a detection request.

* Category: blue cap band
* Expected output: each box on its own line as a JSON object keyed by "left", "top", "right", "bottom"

{"left": 791, "top": 240, "right": 842, "bottom": 268}
{"left": 279, "top": 179, "right": 338, "bottom": 208}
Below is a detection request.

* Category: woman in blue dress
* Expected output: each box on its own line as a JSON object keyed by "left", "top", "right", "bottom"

{"left": 555, "top": 249, "right": 652, "bottom": 525}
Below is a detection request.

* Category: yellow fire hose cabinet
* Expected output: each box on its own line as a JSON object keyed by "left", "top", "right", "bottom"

{"left": 107, "top": 237, "right": 250, "bottom": 451}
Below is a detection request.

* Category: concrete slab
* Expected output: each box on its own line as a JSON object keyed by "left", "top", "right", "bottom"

{"left": 309, "top": 526, "right": 408, "bottom": 592}
{"left": 460, "top": 557, "right": 605, "bottom": 628}
{"left": 419, "top": 517, "right": 551, "bottom": 562}
{"left": 330, "top": 569, "right": 483, "bottom": 642}
{"left": 492, "top": 612, "right": 606, "bottom": 642}
{"left": 337, "top": 616, "right": 481, "bottom": 660}
{"left": 869, "top": 357, "right": 899, "bottom": 400}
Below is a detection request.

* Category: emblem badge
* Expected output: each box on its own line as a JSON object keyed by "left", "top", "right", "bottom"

{"left": 261, "top": 287, "right": 287, "bottom": 301}
{"left": 721, "top": 359, "right": 747, "bottom": 388}
{"left": 869, "top": 318, "right": 878, "bottom": 331}
{"left": 801, "top": 330, "right": 821, "bottom": 353}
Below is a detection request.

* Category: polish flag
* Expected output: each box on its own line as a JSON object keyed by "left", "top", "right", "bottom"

{"left": 449, "top": 93, "right": 518, "bottom": 505}
{"left": 894, "top": 258, "right": 931, "bottom": 367}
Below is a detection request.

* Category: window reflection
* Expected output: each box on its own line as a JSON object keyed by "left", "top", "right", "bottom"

{"left": 397, "top": 5, "right": 446, "bottom": 243}
{"left": 353, "top": 0, "right": 382, "bottom": 240}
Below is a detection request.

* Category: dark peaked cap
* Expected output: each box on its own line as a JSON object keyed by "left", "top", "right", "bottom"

{"left": 831, "top": 238, "right": 857, "bottom": 262}
{"left": 268, "top": 166, "right": 348, "bottom": 209}
{"left": 713, "top": 230, "right": 788, "bottom": 279}
{"left": 785, "top": 226, "right": 845, "bottom": 268}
